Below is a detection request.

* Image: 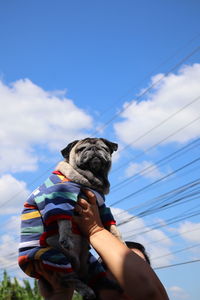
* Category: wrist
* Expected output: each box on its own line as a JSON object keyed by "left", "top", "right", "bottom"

{"left": 88, "top": 226, "right": 105, "bottom": 241}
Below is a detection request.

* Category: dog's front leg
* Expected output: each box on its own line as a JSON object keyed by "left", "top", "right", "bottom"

{"left": 58, "top": 219, "right": 80, "bottom": 271}
{"left": 58, "top": 219, "right": 74, "bottom": 251}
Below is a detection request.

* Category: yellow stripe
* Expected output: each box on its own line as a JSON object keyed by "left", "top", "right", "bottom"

{"left": 34, "top": 247, "right": 52, "bottom": 260}
{"left": 58, "top": 174, "right": 65, "bottom": 180}
{"left": 21, "top": 211, "right": 41, "bottom": 220}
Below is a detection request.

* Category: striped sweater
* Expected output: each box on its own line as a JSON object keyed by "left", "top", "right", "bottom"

{"left": 18, "top": 171, "right": 116, "bottom": 278}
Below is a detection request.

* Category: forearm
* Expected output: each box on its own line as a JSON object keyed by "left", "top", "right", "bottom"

{"left": 90, "top": 229, "right": 169, "bottom": 300}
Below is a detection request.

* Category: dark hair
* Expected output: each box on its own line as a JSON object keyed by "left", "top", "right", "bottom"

{"left": 98, "top": 241, "right": 151, "bottom": 269}
{"left": 125, "top": 241, "right": 151, "bottom": 265}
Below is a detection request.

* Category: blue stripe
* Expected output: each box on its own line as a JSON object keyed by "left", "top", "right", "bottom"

{"left": 20, "top": 233, "right": 41, "bottom": 242}
{"left": 44, "top": 208, "right": 73, "bottom": 223}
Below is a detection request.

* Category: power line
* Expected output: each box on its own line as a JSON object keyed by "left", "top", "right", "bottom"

{"left": 91, "top": 46, "right": 200, "bottom": 136}
{"left": 1, "top": 53, "right": 199, "bottom": 216}
{"left": 145, "top": 226, "right": 200, "bottom": 246}
{"left": 111, "top": 136, "right": 200, "bottom": 192}
{"left": 95, "top": 33, "right": 200, "bottom": 120}
{"left": 124, "top": 206, "right": 200, "bottom": 239}
{"left": 112, "top": 112, "right": 200, "bottom": 175}
{"left": 114, "top": 177, "right": 200, "bottom": 219}
{"left": 151, "top": 243, "right": 200, "bottom": 260}
{"left": 154, "top": 259, "right": 200, "bottom": 270}
{"left": 110, "top": 155, "right": 200, "bottom": 207}
{"left": 120, "top": 191, "right": 200, "bottom": 227}
{"left": 116, "top": 95, "right": 200, "bottom": 156}
{"left": 0, "top": 164, "right": 56, "bottom": 209}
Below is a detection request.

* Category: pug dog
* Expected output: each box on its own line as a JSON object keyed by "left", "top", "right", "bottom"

{"left": 46, "top": 138, "right": 122, "bottom": 296}
{"left": 19, "top": 138, "right": 122, "bottom": 299}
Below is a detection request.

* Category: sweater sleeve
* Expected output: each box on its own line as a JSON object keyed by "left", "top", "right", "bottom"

{"left": 35, "top": 183, "right": 79, "bottom": 226}
{"left": 98, "top": 203, "right": 116, "bottom": 227}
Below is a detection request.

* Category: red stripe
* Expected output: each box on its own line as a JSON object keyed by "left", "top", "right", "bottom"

{"left": 24, "top": 202, "right": 37, "bottom": 209}
{"left": 52, "top": 170, "right": 63, "bottom": 175}
{"left": 42, "top": 262, "right": 73, "bottom": 273}
{"left": 40, "top": 230, "right": 58, "bottom": 246}
{"left": 18, "top": 255, "right": 29, "bottom": 264}
{"left": 45, "top": 214, "right": 72, "bottom": 226}
{"left": 103, "top": 220, "right": 116, "bottom": 226}
{"left": 52, "top": 170, "right": 71, "bottom": 182}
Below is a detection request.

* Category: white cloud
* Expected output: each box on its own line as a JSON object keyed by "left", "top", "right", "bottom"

{"left": 0, "top": 174, "right": 30, "bottom": 214}
{"left": 177, "top": 221, "right": 200, "bottom": 243}
{"left": 168, "top": 286, "right": 190, "bottom": 300}
{"left": 111, "top": 207, "right": 173, "bottom": 267}
{"left": 114, "top": 63, "right": 200, "bottom": 149}
{"left": 0, "top": 79, "right": 93, "bottom": 173}
{"left": 125, "top": 160, "right": 165, "bottom": 179}
{"left": 0, "top": 216, "right": 20, "bottom": 274}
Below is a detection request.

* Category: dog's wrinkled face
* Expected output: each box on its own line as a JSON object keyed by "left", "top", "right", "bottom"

{"left": 61, "top": 138, "right": 118, "bottom": 174}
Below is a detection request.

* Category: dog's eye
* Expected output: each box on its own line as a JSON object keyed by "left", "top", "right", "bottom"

{"left": 77, "top": 147, "right": 85, "bottom": 152}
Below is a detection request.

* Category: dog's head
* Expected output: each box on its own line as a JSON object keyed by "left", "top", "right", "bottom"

{"left": 61, "top": 138, "right": 118, "bottom": 176}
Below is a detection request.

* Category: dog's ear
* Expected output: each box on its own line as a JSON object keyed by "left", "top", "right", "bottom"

{"left": 61, "top": 140, "right": 79, "bottom": 161}
{"left": 101, "top": 138, "right": 118, "bottom": 154}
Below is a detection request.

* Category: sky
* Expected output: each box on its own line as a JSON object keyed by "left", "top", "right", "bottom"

{"left": 0, "top": 0, "right": 200, "bottom": 299}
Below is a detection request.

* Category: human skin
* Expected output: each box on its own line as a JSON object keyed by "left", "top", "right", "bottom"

{"left": 99, "top": 248, "right": 148, "bottom": 300}
{"left": 74, "top": 189, "right": 169, "bottom": 300}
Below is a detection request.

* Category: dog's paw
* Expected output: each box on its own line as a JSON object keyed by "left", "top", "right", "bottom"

{"left": 59, "top": 236, "right": 74, "bottom": 251}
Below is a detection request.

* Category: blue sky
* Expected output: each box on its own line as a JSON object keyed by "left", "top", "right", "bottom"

{"left": 0, "top": 1, "right": 200, "bottom": 299}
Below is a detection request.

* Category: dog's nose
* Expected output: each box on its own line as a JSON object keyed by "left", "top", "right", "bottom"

{"left": 91, "top": 146, "right": 96, "bottom": 151}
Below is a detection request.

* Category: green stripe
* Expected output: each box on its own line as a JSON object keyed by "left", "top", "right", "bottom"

{"left": 48, "top": 254, "right": 65, "bottom": 262}
{"left": 44, "top": 178, "right": 54, "bottom": 188}
{"left": 35, "top": 191, "right": 78, "bottom": 204}
{"left": 21, "top": 226, "right": 44, "bottom": 235}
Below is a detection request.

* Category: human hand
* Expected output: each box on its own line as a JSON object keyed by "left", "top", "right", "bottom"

{"left": 73, "top": 189, "right": 104, "bottom": 238}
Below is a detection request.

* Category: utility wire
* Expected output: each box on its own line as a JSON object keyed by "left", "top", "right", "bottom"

{"left": 114, "top": 177, "right": 200, "bottom": 219}
{"left": 154, "top": 259, "right": 200, "bottom": 270}
{"left": 145, "top": 226, "right": 200, "bottom": 246}
{"left": 110, "top": 155, "right": 200, "bottom": 207}
{"left": 151, "top": 243, "right": 200, "bottom": 260}
{"left": 91, "top": 46, "right": 200, "bottom": 136}
{"left": 116, "top": 185, "right": 200, "bottom": 228}
{"left": 121, "top": 191, "right": 200, "bottom": 225}
{"left": 112, "top": 112, "right": 200, "bottom": 174}
{"left": 111, "top": 136, "right": 200, "bottom": 192}
{"left": 116, "top": 95, "right": 200, "bottom": 156}
{"left": 124, "top": 206, "right": 200, "bottom": 239}
{"left": 96, "top": 33, "right": 200, "bottom": 119}
{"left": 2, "top": 82, "right": 199, "bottom": 213}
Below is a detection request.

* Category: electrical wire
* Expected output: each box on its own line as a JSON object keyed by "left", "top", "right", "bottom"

{"left": 110, "top": 155, "right": 200, "bottom": 207}
{"left": 151, "top": 243, "right": 200, "bottom": 260}
{"left": 111, "top": 136, "right": 200, "bottom": 192}
{"left": 91, "top": 46, "right": 200, "bottom": 136}
{"left": 95, "top": 33, "right": 200, "bottom": 120}
{"left": 154, "top": 259, "right": 200, "bottom": 270}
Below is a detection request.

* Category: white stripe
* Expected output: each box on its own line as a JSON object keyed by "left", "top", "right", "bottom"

{"left": 42, "top": 260, "right": 72, "bottom": 269}
{"left": 19, "top": 240, "right": 40, "bottom": 248}
{"left": 33, "top": 189, "right": 40, "bottom": 196}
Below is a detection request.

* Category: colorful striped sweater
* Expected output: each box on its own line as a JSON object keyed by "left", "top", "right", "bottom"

{"left": 18, "top": 171, "right": 116, "bottom": 278}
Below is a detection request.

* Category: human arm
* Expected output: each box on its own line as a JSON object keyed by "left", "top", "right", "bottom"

{"left": 73, "top": 190, "right": 169, "bottom": 300}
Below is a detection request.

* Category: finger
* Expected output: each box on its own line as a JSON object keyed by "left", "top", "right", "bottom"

{"left": 77, "top": 198, "right": 89, "bottom": 209}
{"left": 82, "top": 189, "right": 97, "bottom": 204}
{"left": 74, "top": 204, "right": 83, "bottom": 215}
